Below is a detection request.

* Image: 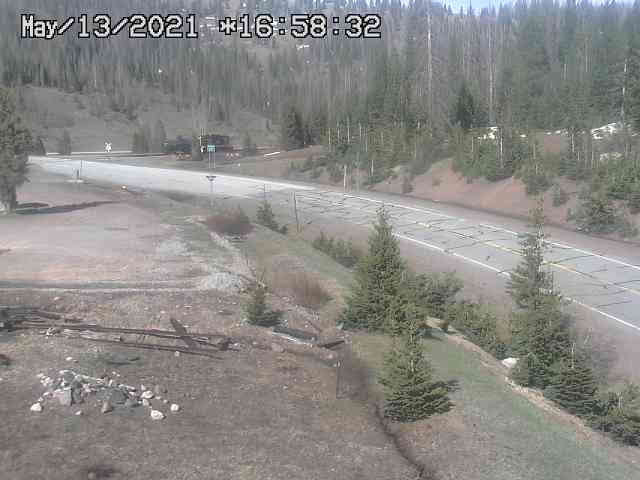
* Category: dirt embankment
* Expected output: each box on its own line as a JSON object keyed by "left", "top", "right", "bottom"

{"left": 373, "top": 159, "right": 581, "bottom": 226}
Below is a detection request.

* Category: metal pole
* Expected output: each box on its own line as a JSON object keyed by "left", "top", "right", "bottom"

{"left": 213, "top": 149, "right": 216, "bottom": 169}
{"left": 210, "top": 180, "right": 213, "bottom": 208}
{"left": 208, "top": 151, "right": 211, "bottom": 171}
{"left": 293, "top": 192, "right": 300, "bottom": 233}
{"left": 343, "top": 164, "right": 347, "bottom": 192}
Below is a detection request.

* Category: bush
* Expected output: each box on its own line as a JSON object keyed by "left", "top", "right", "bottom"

{"left": 245, "top": 281, "right": 282, "bottom": 327}
{"left": 57, "top": 130, "right": 72, "bottom": 155}
{"left": 301, "top": 155, "right": 314, "bottom": 172}
{"left": 328, "top": 163, "right": 343, "bottom": 183}
{"left": 521, "top": 167, "right": 551, "bottom": 196}
{"left": 589, "top": 384, "right": 640, "bottom": 445}
{"left": 401, "top": 175, "right": 413, "bottom": 194}
{"left": 310, "top": 166, "right": 322, "bottom": 179}
{"left": 404, "top": 272, "right": 463, "bottom": 319}
{"left": 256, "top": 199, "right": 287, "bottom": 234}
{"left": 552, "top": 184, "right": 569, "bottom": 206}
{"left": 445, "top": 301, "right": 508, "bottom": 359}
{"left": 312, "top": 232, "right": 363, "bottom": 268}
{"left": 204, "top": 208, "right": 252, "bottom": 236}
{"left": 271, "top": 271, "right": 330, "bottom": 309}
{"left": 571, "top": 188, "right": 636, "bottom": 236}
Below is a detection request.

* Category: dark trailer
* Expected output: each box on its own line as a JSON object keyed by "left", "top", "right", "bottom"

{"left": 199, "top": 133, "right": 232, "bottom": 152}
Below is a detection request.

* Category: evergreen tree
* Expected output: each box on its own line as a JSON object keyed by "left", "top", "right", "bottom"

{"left": 131, "top": 128, "right": 149, "bottom": 154}
{"left": 191, "top": 135, "right": 202, "bottom": 161}
{"left": 510, "top": 293, "right": 573, "bottom": 388}
{"left": 545, "top": 349, "right": 598, "bottom": 417}
{"left": 32, "top": 136, "right": 46, "bottom": 156}
{"left": 256, "top": 198, "right": 286, "bottom": 234}
{"left": 625, "top": 1, "right": 640, "bottom": 130}
{"left": 0, "top": 88, "right": 32, "bottom": 213}
{"left": 341, "top": 207, "right": 406, "bottom": 331}
{"left": 454, "top": 82, "right": 477, "bottom": 131}
{"left": 151, "top": 119, "right": 167, "bottom": 153}
{"left": 378, "top": 320, "right": 452, "bottom": 422}
{"left": 57, "top": 130, "right": 72, "bottom": 155}
{"left": 245, "top": 281, "right": 281, "bottom": 327}
{"left": 507, "top": 202, "right": 553, "bottom": 309}
{"left": 243, "top": 131, "right": 257, "bottom": 153}
{"left": 282, "top": 105, "right": 305, "bottom": 150}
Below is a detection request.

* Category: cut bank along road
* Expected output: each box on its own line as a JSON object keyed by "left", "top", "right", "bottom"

{"left": 32, "top": 156, "right": 640, "bottom": 335}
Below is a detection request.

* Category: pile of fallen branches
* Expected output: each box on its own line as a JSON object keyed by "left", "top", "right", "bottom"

{"left": 1, "top": 306, "right": 230, "bottom": 358}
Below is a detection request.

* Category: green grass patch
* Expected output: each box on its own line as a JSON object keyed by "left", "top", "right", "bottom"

{"left": 352, "top": 331, "right": 640, "bottom": 480}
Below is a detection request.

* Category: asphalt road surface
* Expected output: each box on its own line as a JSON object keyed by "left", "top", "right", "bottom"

{"left": 31, "top": 156, "right": 640, "bottom": 339}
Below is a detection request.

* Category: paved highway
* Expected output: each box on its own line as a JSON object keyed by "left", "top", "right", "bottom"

{"left": 32, "top": 156, "right": 640, "bottom": 336}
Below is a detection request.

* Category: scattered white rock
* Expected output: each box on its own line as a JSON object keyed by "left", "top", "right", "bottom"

{"left": 30, "top": 402, "right": 43, "bottom": 412}
{"left": 36, "top": 373, "right": 45, "bottom": 379}
{"left": 53, "top": 387, "right": 73, "bottom": 407}
{"left": 170, "top": 403, "right": 180, "bottom": 413}
{"left": 141, "top": 390, "right": 154, "bottom": 400}
{"left": 75, "top": 410, "right": 83, "bottom": 416}
{"left": 66, "top": 356, "right": 73, "bottom": 362}
{"left": 501, "top": 357, "right": 519, "bottom": 369}
{"left": 150, "top": 409, "right": 165, "bottom": 420}
{"left": 140, "top": 384, "right": 147, "bottom": 392}
{"left": 174, "top": 351, "right": 180, "bottom": 358}
{"left": 271, "top": 343, "right": 285, "bottom": 353}
{"left": 142, "top": 399, "right": 150, "bottom": 407}
{"left": 163, "top": 399, "right": 169, "bottom": 404}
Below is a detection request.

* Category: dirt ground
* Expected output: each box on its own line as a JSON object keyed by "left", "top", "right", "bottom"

{"left": 0, "top": 169, "right": 416, "bottom": 480}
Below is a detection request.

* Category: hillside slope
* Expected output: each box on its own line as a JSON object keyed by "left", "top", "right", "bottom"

{"left": 17, "top": 86, "right": 277, "bottom": 152}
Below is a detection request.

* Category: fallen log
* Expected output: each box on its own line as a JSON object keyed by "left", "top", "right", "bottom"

{"left": 170, "top": 317, "right": 198, "bottom": 350}
{"left": 73, "top": 337, "right": 222, "bottom": 358}
{"left": 315, "top": 338, "right": 345, "bottom": 350}
{"left": 13, "top": 321, "right": 229, "bottom": 342}
{"left": 272, "top": 326, "right": 318, "bottom": 342}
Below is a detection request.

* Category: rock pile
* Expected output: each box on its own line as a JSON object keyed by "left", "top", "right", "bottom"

{"left": 31, "top": 369, "right": 180, "bottom": 420}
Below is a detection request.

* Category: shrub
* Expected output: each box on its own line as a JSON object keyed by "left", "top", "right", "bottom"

{"left": 312, "top": 232, "right": 363, "bottom": 268}
{"left": 245, "top": 281, "right": 282, "bottom": 327}
{"left": 310, "top": 166, "right": 322, "bottom": 179}
{"left": 445, "top": 301, "right": 508, "bottom": 359}
{"left": 552, "top": 184, "right": 569, "bottom": 206}
{"left": 401, "top": 175, "right": 413, "bottom": 194}
{"left": 256, "top": 199, "right": 287, "bottom": 234}
{"left": 589, "top": 383, "right": 640, "bottom": 445}
{"left": 271, "top": 271, "right": 330, "bottom": 309}
{"left": 439, "top": 317, "right": 450, "bottom": 333}
{"left": 404, "top": 272, "right": 463, "bottom": 319}
{"left": 204, "top": 208, "right": 252, "bottom": 236}
{"left": 571, "top": 188, "right": 637, "bottom": 236}
{"left": 521, "top": 167, "right": 551, "bottom": 196}
{"left": 328, "top": 163, "right": 343, "bottom": 183}
{"left": 301, "top": 155, "right": 314, "bottom": 172}
{"left": 57, "top": 130, "right": 72, "bottom": 155}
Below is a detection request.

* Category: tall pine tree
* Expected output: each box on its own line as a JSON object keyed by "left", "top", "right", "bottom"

{"left": 342, "top": 207, "right": 405, "bottom": 331}
{"left": 507, "top": 202, "right": 553, "bottom": 309}
{"left": 378, "top": 320, "right": 452, "bottom": 422}
{"left": 0, "top": 88, "right": 32, "bottom": 213}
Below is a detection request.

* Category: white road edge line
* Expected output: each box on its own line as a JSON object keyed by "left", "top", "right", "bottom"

{"left": 396, "top": 232, "right": 640, "bottom": 333}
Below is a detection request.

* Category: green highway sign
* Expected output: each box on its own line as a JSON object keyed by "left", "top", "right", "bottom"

{"left": 207, "top": 144, "right": 216, "bottom": 153}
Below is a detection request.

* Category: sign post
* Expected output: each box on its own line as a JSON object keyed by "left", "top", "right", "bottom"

{"left": 205, "top": 174, "right": 216, "bottom": 208}
{"left": 207, "top": 144, "right": 216, "bottom": 171}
